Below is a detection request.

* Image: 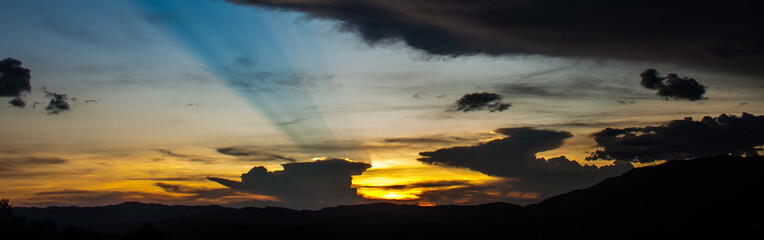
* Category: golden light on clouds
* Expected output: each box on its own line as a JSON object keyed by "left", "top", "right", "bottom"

{"left": 352, "top": 158, "right": 498, "bottom": 201}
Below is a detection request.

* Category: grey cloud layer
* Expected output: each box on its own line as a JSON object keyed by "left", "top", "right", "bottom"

{"left": 588, "top": 112, "right": 764, "bottom": 163}
{"left": 226, "top": 0, "right": 764, "bottom": 76}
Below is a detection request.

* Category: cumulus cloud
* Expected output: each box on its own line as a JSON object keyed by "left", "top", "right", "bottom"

{"left": 448, "top": 92, "right": 511, "bottom": 112}
{"left": 41, "top": 87, "right": 71, "bottom": 114}
{"left": 208, "top": 158, "right": 372, "bottom": 209}
{"left": 640, "top": 69, "right": 707, "bottom": 101}
{"left": 417, "top": 128, "right": 632, "bottom": 198}
{"left": 225, "top": 0, "right": 764, "bottom": 76}
{"left": 1, "top": 58, "right": 32, "bottom": 108}
{"left": 0, "top": 58, "right": 31, "bottom": 96}
{"left": 587, "top": 112, "right": 764, "bottom": 163}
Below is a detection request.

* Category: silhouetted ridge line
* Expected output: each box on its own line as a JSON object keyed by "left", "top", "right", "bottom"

{"left": 11, "top": 155, "right": 763, "bottom": 239}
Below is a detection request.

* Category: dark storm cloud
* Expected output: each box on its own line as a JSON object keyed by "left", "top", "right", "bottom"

{"left": 1, "top": 58, "right": 32, "bottom": 108}
{"left": 588, "top": 112, "right": 764, "bottom": 163}
{"left": 226, "top": 0, "right": 764, "bottom": 76}
{"left": 417, "top": 128, "right": 631, "bottom": 198}
{"left": 208, "top": 158, "right": 371, "bottom": 209}
{"left": 216, "top": 147, "right": 297, "bottom": 162}
{"left": 448, "top": 92, "right": 511, "bottom": 112}
{"left": 0, "top": 58, "right": 32, "bottom": 97}
{"left": 640, "top": 69, "right": 707, "bottom": 101}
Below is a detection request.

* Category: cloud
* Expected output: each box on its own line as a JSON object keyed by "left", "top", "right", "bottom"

{"left": 587, "top": 112, "right": 764, "bottom": 163}
{"left": 154, "top": 149, "right": 214, "bottom": 163}
{"left": 448, "top": 92, "right": 511, "bottom": 112}
{"left": 0, "top": 57, "right": 31, "bottom": 97}
{"left": 216, "top": 147, "right": 297, "bottom": 162}
{"left": 640, "top": 69, "right": 707, "bottom": 101}
{"left": 356, "top": 179, "right": 543, "bottom": 205}
{"left": 41, "top": 87, "right": 71, "bottom": 114}
{"left": 417, "top": 128, "right": 632, "bottom": 198}
{"left": 208, "top": 158, "right": 372, "bottom": 209}
{"left": 28, "top": 189, "right": 256, "bottom": 207}
{"left": 153, "top": 182, "right": 258, "bottom": 200}
{"left": 0, "top": 156, "right": 68, "bottom": 172}
{"left": 225, "top": 0, "right": 764, "bottom": 76}
{"left": 8, "top": 97, "right": 26, "bottom": 108}
{"left": 26, "top": 184, "right": 271, "bottom": 207}
{"left": 382, "top": 135, "right": 468, "bottom": 144}
{"left": 355, "top": 180, "right": 472, "bottom": 190}
{"left": 416, "top": 180, "right": 542, "bottom": 205}
{"left": 1, "top": 57, "right": 32, "bottom": 108}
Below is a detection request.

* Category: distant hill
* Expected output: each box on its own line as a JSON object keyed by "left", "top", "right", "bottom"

{"left": 13, "top": 155, "right": 764, "bottom": 239}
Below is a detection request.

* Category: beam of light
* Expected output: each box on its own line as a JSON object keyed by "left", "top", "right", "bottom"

{"left": 136, "top": 0, "right": 365, "bottom": 160}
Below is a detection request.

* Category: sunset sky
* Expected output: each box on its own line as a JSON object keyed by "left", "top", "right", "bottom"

{"left": 2, "top": 0, "right": 763, "bottom": 209}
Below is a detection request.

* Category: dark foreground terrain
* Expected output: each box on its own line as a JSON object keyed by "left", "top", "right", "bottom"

{"left": 4, "top": 155, "right": 763, "bottom": 239}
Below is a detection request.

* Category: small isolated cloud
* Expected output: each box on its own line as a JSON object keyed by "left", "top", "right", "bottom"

{"left": 417, "top": 128, "right": 631, "bottom": 199}
{"left": 587, "top": 112, "right": 764, "bottom": 163}
{"left": 216, "top": 147, "right": 297, "bottom": 162}
{"left": 41, "top": 87, "right": 71, "bottom": 114}
{"left": 208, "top": 158, "right": 372, "bottom": 209}
{"left": 8, "top": 97, "right": 25, "bottom": 108}
{"left": 448, "top": 92, "right": 511, "bottom": 112}
{"left": 1, "top": 57, "right": 32, "bottom": 108}
{"left": 639, "top": 69, "right": 707, "bottom": 101}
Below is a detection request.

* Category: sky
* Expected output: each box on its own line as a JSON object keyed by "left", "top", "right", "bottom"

{"left": 1, "top": 0, "right": 763, "bottom": 209}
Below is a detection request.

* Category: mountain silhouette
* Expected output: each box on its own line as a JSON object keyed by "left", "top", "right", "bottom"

{"left": 11, "top": 155, "right": 764, "bottom": 239}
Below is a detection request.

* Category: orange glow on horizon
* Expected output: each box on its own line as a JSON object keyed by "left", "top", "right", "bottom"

{"left": 352, "top": 158, "right": 499, "bottom": 201}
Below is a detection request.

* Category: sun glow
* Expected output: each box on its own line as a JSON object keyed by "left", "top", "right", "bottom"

{"left": 352, "top": 158, "right": 498, "bottom": 200}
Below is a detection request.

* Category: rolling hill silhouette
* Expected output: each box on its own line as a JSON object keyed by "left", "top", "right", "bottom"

{"left": 11, "top": 155, "right": 764, "bottom": 239}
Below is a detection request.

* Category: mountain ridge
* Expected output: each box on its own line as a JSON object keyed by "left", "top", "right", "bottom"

{"left": 11, "top": 155, "right": 764, "bottom": 239}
